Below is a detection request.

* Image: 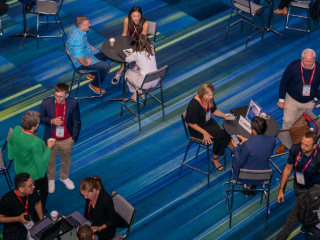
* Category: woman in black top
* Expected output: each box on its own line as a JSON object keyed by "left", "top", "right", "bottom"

{"left": 112, "top": 6, "right": 149, "bottom": 84}
{"left": 185, "top": 82, "right": 233, "bottom": 170}
{"left": 80, "top": 176, "right": 116, "bottom": 240}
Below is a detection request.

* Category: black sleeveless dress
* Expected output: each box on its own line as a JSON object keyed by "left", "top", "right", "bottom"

{"left": 128, "top": 17, "right": 147, "bottom": 37}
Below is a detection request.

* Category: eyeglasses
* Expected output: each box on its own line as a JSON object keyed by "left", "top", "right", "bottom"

{"left": 55, "top": 94, "right": 66, "bottom": 99}
{"left": 28, "top": 181, "right": 35, "bottom": 188}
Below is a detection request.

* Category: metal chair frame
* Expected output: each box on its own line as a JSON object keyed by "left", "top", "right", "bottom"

{"left": 120, "top": 65, "right": 168, "bottom": 131}
{"left": 179, "top": 112, "right": 227, "bottom": 189}
{"left": 284, "top": 0, "right": 314, "bottom": 43}
{"left": 36, "top": 0, "right": 65, "bottom": 49}
{"left": 66, "top": 49, "right": 104, "bottom": 109}
{"left": 224, "top": 168, "right": 273, "bottom": 229}
{"left": 147, "top": 21, "right": 157, "bottom": 45}
{"left": 225, "top": 0, "right": 265, "bottom": 49}
{"left": 0, "top": 127, "right": 14, "bottom": 191}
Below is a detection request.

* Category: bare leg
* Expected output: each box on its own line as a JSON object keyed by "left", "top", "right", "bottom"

{"left": 118, "top": 63, "right": 124, "bottom": 74}
{"left": 211, "top": 154, "right": 223, "bottom": 170}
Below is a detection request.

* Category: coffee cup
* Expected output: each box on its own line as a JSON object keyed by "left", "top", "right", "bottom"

{"left": 110, "top": 38, "right": 115, "bottom": 46}
{"left": 259, "top": 112, "right": 270, "bottom": 119}
{"left": 51, "top": 211, "right": 58, "bottom": 222}
{"left": 48, "top": 138, "right": 55, "bottom": 142}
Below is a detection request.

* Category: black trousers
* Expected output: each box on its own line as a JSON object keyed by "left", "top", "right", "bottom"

{"left": 2, "top": 225, "right": 27, "bottom": 240}
{"left": 34, "top": 174, "right": 48, "bottom": 221}
{"left": 276, "top": 181, "right": 308, "bottom": 240}
{"left": 0, "top": 2, "right": 9, "bottom": 17}
{"left": 278, "top": 0, "right": 292, "bottom": 9}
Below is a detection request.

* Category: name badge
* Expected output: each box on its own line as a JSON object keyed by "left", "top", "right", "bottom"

{"left": 296, "top": 172, "right": 305, "bottom": 185}
{"left": 56, "top": 126, "right": 65, "bottom": 138}
{"left": 206, "top": 110, "right": 211, "bottom": 122}
{"left": 24, "top": 220, "right": 34, "bottom": 230}
{"left": 302, "top": 85, "right": 311, "bottom": 96}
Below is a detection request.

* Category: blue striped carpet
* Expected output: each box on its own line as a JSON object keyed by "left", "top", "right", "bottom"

{"left": 1, "top": 0, "right": 320, "bottom": 239}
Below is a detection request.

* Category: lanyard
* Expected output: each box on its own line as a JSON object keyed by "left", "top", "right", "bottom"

{"left": 295, "top": 149, "right": 317, "bottom": 172}
{"left": 200, "top": 99, "right": 210, "bottom": 113}
{"left": 14, "top": 189, "right": 28, "bottom": 214}
{"left": 55, "top": 102, "right": 66, "bottom": 126}
{"left": 301, "top": 63, "right": 316, "bottom": 85}
{"left": 22, "top": 129, "right": 39, "bottom": 138}
{"left": 88, "top": 200, "right": 92, "bottom": 219}
{"left": 130, "top": 25, "right": 138, "bottom": 37}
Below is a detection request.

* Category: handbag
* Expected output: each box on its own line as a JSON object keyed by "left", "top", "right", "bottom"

{"left": 289, "top": 113, "right": 319, "bottom": 144}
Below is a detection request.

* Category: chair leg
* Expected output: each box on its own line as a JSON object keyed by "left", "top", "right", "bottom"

{"left": 307, "top": 9, "right": 311, "bottom": 43}
{"left": 57, "top": 14, "right": 65, "bottom": 35}
{"left": 229, "top": 184, "right": 235, "bottom": 228}
{"left": 37, "top": 15, "right": 40, "bottom": 50}
{"left": 178, "top": 141, "right": 192, "bottom": 176}
{"left": 195, "top": 144, "right": 201, "bottom": 159}
{"left": 224, "top": 154, "right": 227, "bottom": 171}
{"left": 265, "top": 187, "right": 271, "bottom": 229}
{"left": 137, "top": 89, "right": 141, "bottom": 131}
{"left": 75, "top": 74, "right": 82, "bottom": 98}
{"left": 54, "top": 15, "right": 62, "bottom": 35}
{"left": 98, "top": 72, "right": 103, "bottom": 110}
{"left": 245, "top": 17, "right": 255, "bottom": 49}
{"left": 225, "top": 9, "right": 234, "bottom": 40}
{"left": 4, "top": 171, "right": 12, "bottom": 190}
{"left": 284, "top": 5, "right": 292, "bottom": 40}
{"left": 261, "top": 13, "right": 264, "bottom": 42}
{"left": 6, "top": 170, "right": 13, "bottom": 187}
{"left": 47, "top": 15, "right": 49, "bottom": 29}
{"left": 144, "top": 92, "right": 147, "bottom": 106}
{"left": 69, "top": 71, "right": 76, "bottom": 96}
{"left": 207, "top": 145, "right": 210, "bottom": 189}
{"left": 160, "top": 83, "right": 165, "bottom": 121}
{"left": 120, "top": 80, "right": 126, "bottom": 117}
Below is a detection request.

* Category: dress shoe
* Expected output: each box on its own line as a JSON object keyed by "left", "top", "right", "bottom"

{"left": 89, "top": 83, "right": 106, "bottom": 94}
{"left": 276, "top": 144, "right": 286, "bottom": 154}
{"left": 87, "top": 74, "right": 95, "bottom": 81}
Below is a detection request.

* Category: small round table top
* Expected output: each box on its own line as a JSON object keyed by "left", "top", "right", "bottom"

{"left": 101, "top": 36, "right": 135, "bottom": 63}
{"left": 223, "top": 105, "right": 279, "bottom": 139}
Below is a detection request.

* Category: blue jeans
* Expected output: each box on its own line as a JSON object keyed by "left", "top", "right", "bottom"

{"left": 77, "top": 51, "right": 111, "bottom": 88}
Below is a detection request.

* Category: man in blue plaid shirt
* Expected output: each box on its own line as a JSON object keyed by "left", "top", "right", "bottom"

{"left": 66, "top": 16, "right": 110, "bottom": 94}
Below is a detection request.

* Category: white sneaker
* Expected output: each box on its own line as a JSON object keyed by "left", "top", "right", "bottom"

{"left": 60, "top": 178, "right": 75, "bottom": 190}
{"left": 48, "top": 180, "right": 55, "bottom": 193}
{"left": 112, "top": 72, "right": 121, "bottom": 84}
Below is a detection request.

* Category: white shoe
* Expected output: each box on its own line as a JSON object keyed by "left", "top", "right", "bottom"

{"left": 112, "top": 72, "right": 121, "bottom": 84}
{"left": 48, "top": 180, "right": 55, "bottom": 193}
{"left": 60, "top": 178, "right": 75, "bottom": 190}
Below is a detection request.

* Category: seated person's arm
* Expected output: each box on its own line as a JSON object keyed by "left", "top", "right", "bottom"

{"left": 189, "top": 123, "right": 213, "bottom": 144}
{"left": 233, "top": 142, "right": 250, "bottom": 168}
{"left": 212, "top": 109, "right": 233, "bottom": 118}
{"left": 34, "top": 200, "right": 44, "bottom": 220}
{"left": 141, "top": 21, "right": 149, "bottom": 35}
{"left": 77, "top": 57, "right": 92, "bottom": 66}
{"left": 0, "top": 213, "right": 30, "bottom": 224}
{"left": 122, "top": 17, "right": 129, "bottom": 36}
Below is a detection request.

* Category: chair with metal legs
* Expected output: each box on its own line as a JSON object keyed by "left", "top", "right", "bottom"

{"left": 179, "top": 111, "right": 227, "bottom": 189}
{"left": 66, "top": 50, "right": 104, "bottom": 109}
{"left": 225, "top": 0, "right": 265, "bottom": 49}
{"left": 284, "top": 0, "right": 314, "bottom": 42}
{"left": 121, "top": 65, "right": 169, "bottom": 131}
{"left": 0, "top": 127, "right": 14, "bottom": 191}
{"left": 36, "top": 0, "right": 65, "bottom": 49}
{"left": 225, "top": 169, "right": 273, "bottom": 229}
{"left": 147, "top": 21, "right": 157, "bottom": 45}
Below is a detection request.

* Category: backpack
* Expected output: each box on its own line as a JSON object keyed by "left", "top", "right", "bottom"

{"left": 309, "top": 0, "right": 320, "bottom": 25}
{"left": 297, "top": 184, "right": 320, "bottom": 227}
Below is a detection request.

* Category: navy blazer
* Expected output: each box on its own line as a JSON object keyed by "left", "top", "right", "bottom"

{"left": 39, "top": 96, "right": 81, "bottom": 143}
{"left": 232, "top": 134, "right": 276, "bottom": 185}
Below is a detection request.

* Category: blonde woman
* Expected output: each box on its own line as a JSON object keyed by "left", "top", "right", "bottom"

{"left": 185, "top": 83, "right": 233, "bottom": 170}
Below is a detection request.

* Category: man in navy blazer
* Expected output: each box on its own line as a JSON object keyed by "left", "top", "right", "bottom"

{"left": 39, "top": 83, "right": 81, "bottom": 193}
{"left": 231, "top": 116, "right": 276, "bottom": 191}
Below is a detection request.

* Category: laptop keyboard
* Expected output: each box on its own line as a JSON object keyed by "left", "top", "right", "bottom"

{"left": 65, "top": 215, "right": 81, "bottom": 227}
{"left": 34, "top": 223, "right": 53, "bottom": 240}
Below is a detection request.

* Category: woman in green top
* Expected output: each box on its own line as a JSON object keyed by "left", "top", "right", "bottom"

{"left": 8, "top": 110, "right": 56, "bottom": 214}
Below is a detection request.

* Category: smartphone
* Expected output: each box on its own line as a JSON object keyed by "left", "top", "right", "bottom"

{"left": 24, "top": 214, "right": 31, "bottom": 221}
{"left": 225, "top": 116, "right": 237, "bottom": 121}
{"left": 231, "top": 134, "right": 240, "bottom": 145}
{"left": 130, "top": 40, "right": 136, "bottom": 46}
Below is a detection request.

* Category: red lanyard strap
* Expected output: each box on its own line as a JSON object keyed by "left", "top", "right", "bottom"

{"left": 88, "top": 200, "right": 92, "bottom": 219}
{"left": 295, "top": 149, "right": 317, "bottom": 173}
{"left": 22, "top": 129, "right": 39, "bottom": 138}
{"left": 129, "top": 25, "right": 138, "bottom": 37}
{"left": 55, "top": 102, "right": 66, "bottom": 126}
{"left": 14, "top": 189, "right": 28, "bottom": 214}
{"left": 301, "top": 63, "right": 316, "bottom": 85}
{"left": 200, "top": 99, "right": 210, "bottom": 113}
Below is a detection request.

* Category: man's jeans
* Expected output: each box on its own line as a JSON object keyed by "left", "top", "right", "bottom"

{"left": 77, "top": 51, "right": 111, "bottom": 88}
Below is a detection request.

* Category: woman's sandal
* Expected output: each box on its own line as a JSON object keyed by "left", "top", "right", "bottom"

{"left": 211, "top": 157, "right": 223, "bottom": 171}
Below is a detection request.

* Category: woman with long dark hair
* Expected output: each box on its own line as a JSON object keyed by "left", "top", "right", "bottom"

{"left": 80, "top": 176, "right": 116, "bottom": 240}
{"left": 124, "top": 34, "right": 157, "bottom": 100}
{"left": 112, "top": 6, "right": 149, "bottom": 84}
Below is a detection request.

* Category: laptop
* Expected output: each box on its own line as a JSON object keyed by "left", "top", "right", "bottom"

{"left": 31, "top": 218, "right": 74, "bottom": 240}
{"left": 64, "top": 211, "right": 88, "bottom": 227}
{"left": 30, "top": 218, "right": 54, "bottom": 240}
{"left": 246, "top": 99, "right": 262, "bottom": 122}
{"left": 53, "top": 226, "right": 77, "bottom": 240}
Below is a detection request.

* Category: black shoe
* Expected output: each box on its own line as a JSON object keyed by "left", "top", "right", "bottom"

{"left": 250, "top": 185, "right": 258, "bottom": 196}
{"left": 256, "top": 10, "right": 262, "bottom": 18}
{"left": 240, "top": 188, "right": 251, "bottom": 196}
{"left": 25, "top": 3, "right": 35, "bottom": 13}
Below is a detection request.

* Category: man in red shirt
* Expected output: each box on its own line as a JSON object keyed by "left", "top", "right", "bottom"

{"left": 39, "top": 83, "right": 81, "bottom": 193}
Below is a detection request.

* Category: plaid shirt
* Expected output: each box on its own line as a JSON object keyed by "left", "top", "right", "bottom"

{"left": 66, "top": 27, "right": 99, "bottom": 68}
